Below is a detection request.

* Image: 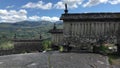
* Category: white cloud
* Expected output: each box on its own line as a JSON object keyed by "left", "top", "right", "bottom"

{"left": 83, "top": 0, "right": 108, "bottom": 7}
{"left": 0, "top": 9, "right": 27, "bottom": 23}
{"left": 41, "top": 16, "right": 59, "bottom": 22}
{"left": 6, "top": 5, "right": 14, "bottom": 8}
{"left": 54, "top": 0, "right": 83, "bottom": 9}
{"left": 28, "top": 15, "right": 41, "bottom": 21}
{"left": 108, "top": 0, "right": 120, "bottom": 4}
{"left": 54, "top": 2, "right": 65, "bottom": 9}
{"left": 28, "top": 16, "right": 59, "bottom": 22}
{"left": 0, "top": 10, "right": 8, "bottom": 15}
{"left": 21, "top": 0, "right": 120, "bottom": 10}
{"left": 22, "top": 1, "right": 52, "bottom": 10}
{"left": 83, "top": 0, "right": 120, "bottom": 7}
{"left": 0, "top": 9, "right": 59, "bottom": 23}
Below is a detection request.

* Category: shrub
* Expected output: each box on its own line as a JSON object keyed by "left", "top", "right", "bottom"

{"left": 42, "top": 40, "right": 52, "bottom": 51}
{"left": 59, "top": 46, "right": 63, "bottom": 52}
{"left": 98, "top": 45, "right": 109, "bottom": 55}
{"left": 0, "top": 41, "right": 14, "bottom": 50}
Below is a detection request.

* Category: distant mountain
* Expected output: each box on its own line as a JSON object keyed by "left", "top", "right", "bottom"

{"left": 0, "top": 21, "right": 62, "bottom": 27}
{"left": 0, "top": 21, "right": 63, "bottom": 39}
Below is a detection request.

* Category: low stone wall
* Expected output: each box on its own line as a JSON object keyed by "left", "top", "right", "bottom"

{"left": 13, "top": 39, "right": 44, "bottom": 53}
{"left": 0, "top": 39, "right": 45, "bottom": 56}
{"left": 0, "top": 49, "right": 15, "bottom": 56}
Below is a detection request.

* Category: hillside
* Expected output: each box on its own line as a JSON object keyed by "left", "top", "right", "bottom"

{"left": 0, "top": 21, "right": 63, "bottom": 39}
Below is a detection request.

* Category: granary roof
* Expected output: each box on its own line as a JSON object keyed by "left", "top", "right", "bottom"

{"left": 48, "top": 23, "right": 63, "bottom": 34}
{"left": 60, "top": 13, "right": 120, "bottom": 20}
{"left": 13, "top": 39, "right": 43, "bottom": 42}
{"left": 48, "top": 29, "right": 63, "bottom": 34}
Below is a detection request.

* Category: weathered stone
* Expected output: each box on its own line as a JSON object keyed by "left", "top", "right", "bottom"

{"left": 0, "top": 52, "right": 110, "bottom": 68}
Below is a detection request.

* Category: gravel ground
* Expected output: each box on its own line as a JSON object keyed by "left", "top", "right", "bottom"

{"left": 0, "top": 51, "right": 110, "bottom": 68}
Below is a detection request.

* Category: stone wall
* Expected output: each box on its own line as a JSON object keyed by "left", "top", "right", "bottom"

{"left": 13, "top": 39, "right": 43, "bottom": 53}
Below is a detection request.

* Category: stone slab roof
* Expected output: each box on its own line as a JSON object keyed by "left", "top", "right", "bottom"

{"left": 48, "top": 29, "right": 63, "bottom": 34}
{"left": 13, "top": 39, "right": 43, "bottom": 42}
{"left": 60, "top": 13, "right": 120, "bottom": 20}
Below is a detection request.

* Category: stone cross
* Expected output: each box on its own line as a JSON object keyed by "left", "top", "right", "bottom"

{"left": 64, "top": 3, "right": 68, "bottom": 14}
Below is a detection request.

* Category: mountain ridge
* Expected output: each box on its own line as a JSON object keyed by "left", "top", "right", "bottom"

{"left": 0, "top": 21, "right": 63, "bottom": 39}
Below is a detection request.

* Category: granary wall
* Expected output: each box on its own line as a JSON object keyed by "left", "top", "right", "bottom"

{"left": 63, "top": 20, "right": 120, "bottom": 46}
{"left": 59, "top": 11, "right": 120, "bottom": 51}
{"left": 52, "top": 33, "right": 63, "bottom": 45}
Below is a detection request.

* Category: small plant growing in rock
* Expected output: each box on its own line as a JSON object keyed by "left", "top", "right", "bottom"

{"left": 59, "top": 46, "right": 64, "bottom": 52}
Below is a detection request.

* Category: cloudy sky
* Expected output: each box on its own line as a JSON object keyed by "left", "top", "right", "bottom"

{"left": 0, "top": 0, "right": 120, "bottom": 23}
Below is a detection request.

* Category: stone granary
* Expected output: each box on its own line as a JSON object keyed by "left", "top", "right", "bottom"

{"left": 49, "top": 23, "right": 63, "bottom": 50}
{"left": 13, "top": 34, "right": 43, "bottom": 53}
{"left": 49, "top": 23, "right": 63, "bottom": 45}
{"left": 49, "top": 4, "right": 120, "bottom": 52}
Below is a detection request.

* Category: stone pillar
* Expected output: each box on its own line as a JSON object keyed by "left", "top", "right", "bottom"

{"left": 74, "top": 23, "right": 76, "bottom": 36}
{"left": 117, "top": 23, "right": 120, "bottom": 54}
{"left": 102, "top": 22, "right": 105, "bottom": 36}
{"left": 95, "top": 22, "right": 97, "bottom": 36}
{"left": 95, "top": 22, "right": 98, "bottom": 40}
{"left": 77, "top": 23, "right": 79, "bottom": 36}
{"left": 111, "top": 23, "right": 113, "bottom": 36}
{"left": 72, "top": 24, "right": 74, "bottom": 36}
{"left": 94, "top": 22, "right": 96, "bottom": 36}
{"left": 87, "top": 22, "right": 89, "bottom": 37}
{"left": 75, "top": 23, "right": 77, "bottom": 36}
{"left": 106, "top": 23, "right": 109, "bottom": 36}
{"left": 108, "top": 22, "right": 110, "bottom": 34}
{"left": 79, "top": 23, "right": 81, "bottom": 36}
{"left": 86, "top": 23, "right": 88, "bottom": 36}
{"left": 84, "top": 23, "right": 86, "bottom": 36}
{"left": 100, "top": 23, "right": 103, "bottom": 36}
{"left": 103, "top": 22, "right": 105, "bottom": 36}
{"left": 85, "top": 23, "right": 87, "bottom": 36}
{"left": 76, "top": 23, "right": 78, "bottom": 36}
{"left": 71, "top": 23, "right": 73, "bottom": 36}
{"left": 91, "top": 22, "right": 94, "bottom": 37}
{"left": 63, "top": 23, "right": 66, "bottom": 35}
{"left": 104, "top": 23, "right": 107, "bottom": 36}
{"left": 74, "top": 24, "right": 76, "bottom": 36}
{"left": 54, "top": 34, "right": 57, "bottom": 43}
{"left": 89, "top": 23, "right": 92, "bottom": 37}
{"left": 87, "top": 22, "right": 89, "bottom": 36}
{"left": 113, "top": 23, "right": 116, "bottom": 35}
{"left": 98, "top": 23, "right": 100, "bottom": 36}
{"left": 83, "top": 23, "right": 85, "bottom": 37}
{"left": 81, "top": 23, "right": 83, "bottom": 36}
{"left": 92, "top": 23, "right": 94, "bottom": 37}
{"left": 115, "top": 23, "right": 119, "bottom": 35}
{"left": 109, "top": 23, "right": 111, "bottom": 35}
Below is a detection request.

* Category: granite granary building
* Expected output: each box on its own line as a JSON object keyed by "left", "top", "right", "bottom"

{"left": 13, "top": 34, "right": 43, "bottom": 53}
{"left": 49, "top": 4, "right": 120, "bottom": 52}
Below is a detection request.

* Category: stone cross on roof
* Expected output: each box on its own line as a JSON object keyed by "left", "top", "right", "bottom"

{"left": 64, "top": 3, "right": 68, "bottom": 14}
{"left": 39, "top": 34, "right": 42, "bottom": 39}
{"left": 53, "top": 23, "right": 57, "bottom": 30}
{"left": 14, "top": 34, "right": 17, "bottom": 39}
